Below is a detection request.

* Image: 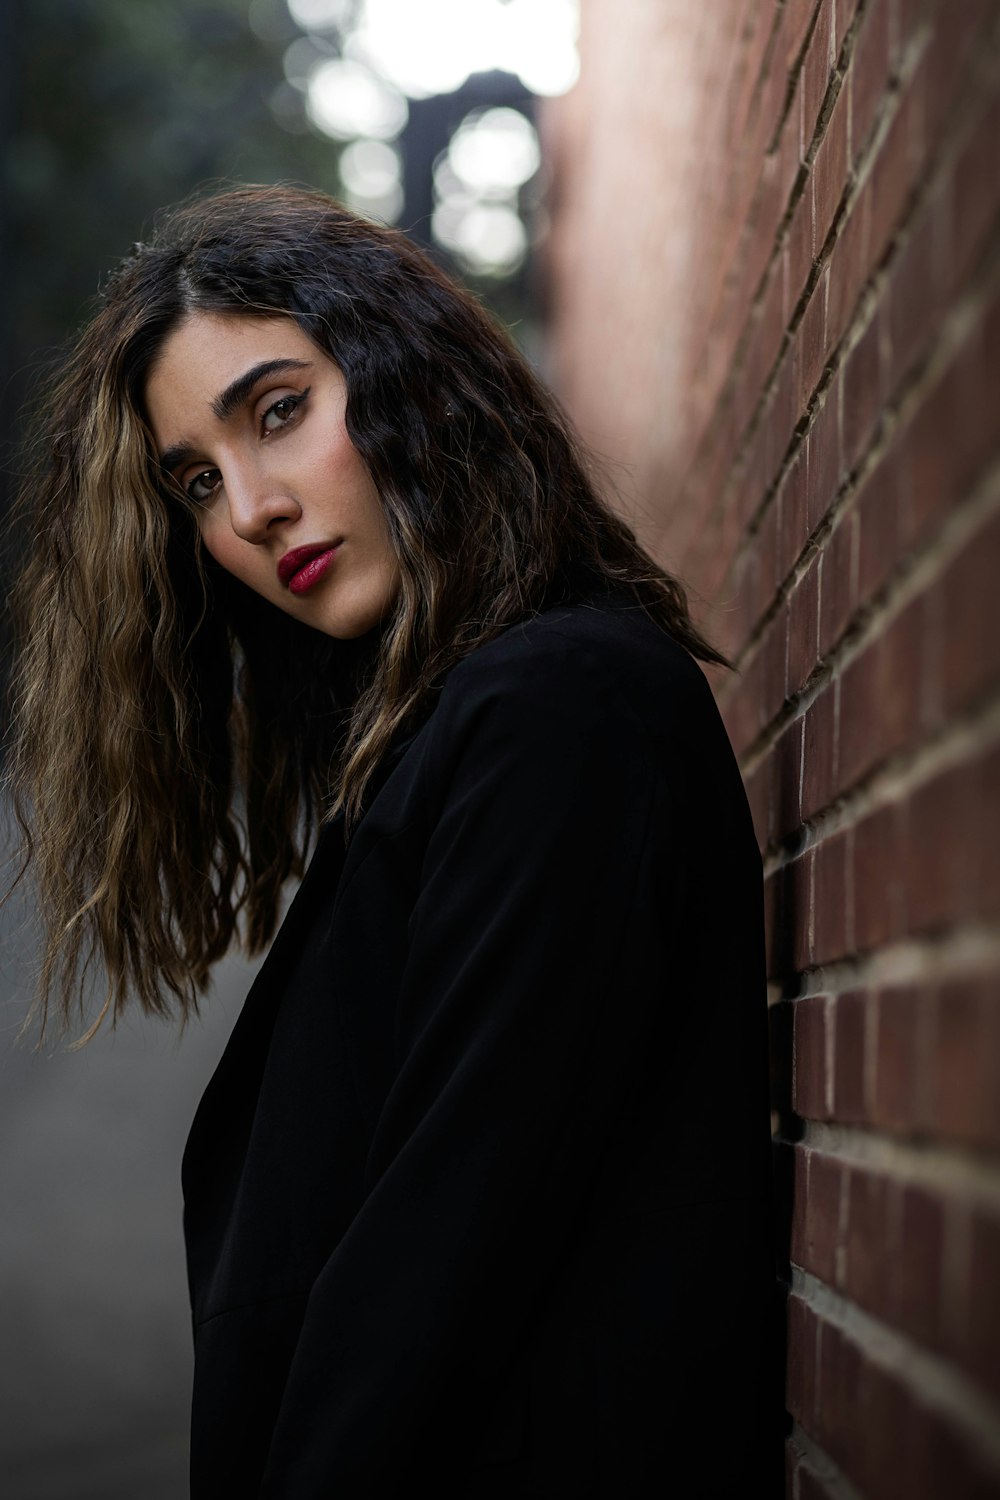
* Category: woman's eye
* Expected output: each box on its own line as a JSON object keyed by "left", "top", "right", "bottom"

{"left": 187, "top": 468, "right": 222, "bottom": 504}
{"left": 261, "top": 391, "right": 307, "bottom": 434}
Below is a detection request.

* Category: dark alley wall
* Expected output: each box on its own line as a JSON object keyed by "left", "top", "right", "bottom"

{"left": 543, "top": 1, "right": 1000, "bottom": 1494}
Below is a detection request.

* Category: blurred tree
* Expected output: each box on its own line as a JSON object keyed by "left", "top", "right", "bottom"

{"left": 4, "top": 0, "right": 339, "bottom": 401}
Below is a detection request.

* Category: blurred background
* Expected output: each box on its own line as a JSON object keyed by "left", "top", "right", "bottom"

{"left": 3, "top": 2, "right": 1000, "bottom": 1497}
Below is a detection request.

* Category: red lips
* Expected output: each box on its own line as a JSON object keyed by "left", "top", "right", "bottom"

{"left": 277, "top": 542, "right": 340, "bottom": 593}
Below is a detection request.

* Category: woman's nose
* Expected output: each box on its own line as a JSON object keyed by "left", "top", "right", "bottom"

{"left": 226, "top": 465, "right": 301, "bottom": 543}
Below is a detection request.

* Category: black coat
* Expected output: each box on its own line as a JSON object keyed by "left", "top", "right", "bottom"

{"left": 181, "top": 588, "right": 775, "bottom": 1497}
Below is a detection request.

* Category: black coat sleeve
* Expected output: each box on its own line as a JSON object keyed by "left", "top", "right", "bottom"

{"left": 259, "top": 635, "right": 677, "bottom": 1495}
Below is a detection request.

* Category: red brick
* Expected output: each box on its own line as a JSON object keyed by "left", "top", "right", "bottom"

{"left": 796, "top": 270, "right": 828, "bottom": 412}
{"left": 801, "top": 678, "right": 836, "bottom": 820}
{"left": 885, "top": 181, "right": 948, "bottom": 396}
{"left": 832, "top": 988, "right": 868, "bottom": 1122}
{"left": 702, "top": 400, "right": 742, "bottom": 521}
{"left": 839, "top": 599, "right": 923, "bottom": 788}
{"left": 806, "top": 387, "right": 841, "bottom": 532}
{"left": 900, "top": 301, "right": 1000, "bottom": 551}
{"left": 788, "top": 562, "right": 821, "bottom": 694}
{"left": 777, "top": 95, "right": 805, "bottom": 215}
{"left": 893, "top": 0, "right": 926, "bottom": 59}
{"left": 837, "top": 639, "right": 879, "bottom": 789}
{"left": 856, "top": 446, "right": 903, "bottom": 606}
{"left": 718, "top": 550, "right": 756, "bottom": 663}
{"left": 812, "top": 79, "right": 849, "bottom": 254}
{"left": 757, "top": 491, "right": 781, "bottom": 608}
{"left": 747, "top": 145, "right": 788, "bottom": 296}
{"left": 755, "top": 15, "right": 794, "bottom": 149}
{"left": 794, "top": 1147, "right": 843, "bottom": 1285}
{"left": 978, "top": 743, "right": 1000, "bottom": 921}
{"left": 815, "top": 1315, "right": 863, "bottom": 1474}
{"left": 940, "top": 505, "right": 1000, "bottom": 719}
{"left": 875, "top": 595, "right": 925, "bottom": 761}
{"left": 818, "top": 511, "right": 856, "bottom": 656}
{"left": 765, "top": 355, "right": 799, "bottom": 490}
{"left": 872, "top": 983, "right": 923, "bottom": 1132}
{"left": 780, "top": 444, "right": 811, "bottom": 580}
{"left": 813, "top": 830, "right": 850, "bottom": 965}
{"left": 892, "top": 1183, "right": 945, "bottom": 1349}
{"left": 772, "top": 714, "right": 804, "bottom": 843}
{"left": 826, "top": 180, "right": 871, "bottom": 349}
{"left": 930, "top": 975, "right": 1000, "bottom": 1150}
{"left": 917, "top": 1401, "right": 1000, "bottom": 1500}
{"left": 764, "top": 610, "right": 791, "bottom": 727}
{"left": 853, "top": 802, "right": 906, "bottom": 951}
{"left": 794, "top": 995, "right": 829, "bottom": 1120}
{"left": 822, "top": 1320, "right": 1000, "bottom": 1500}
{"left": 906, "top": 760, "right": 978, "bottom": 934}
{"left": 761, "top": 258, "right": 788, "bottom": 392}
{"left": 721, "top": 647, "right": 764, "bottom": 756}
{"left": 785, "top": 1292, "right": 818, "bottom": 1428}
{"left": 801, "top": 1, "right": 835, "bottom": 149}
{"left": 771, "top": 851, "right": 814, "bottom": 980}
{"left": 945, "top": 87, "right": 1000, "bottom": 308}
{"left": 842, "top": 308, "right": 885, "bottom": 476}
{"left": 853, "top": 1351, "right": 907, "bottom": 1496}
{"left": 968, "top": 1209, "right": 1000, "bottom": 1400}
{"left": 792, "top": 845, "right": 815, "bottom": 976}
{"left": 786, "top": 187, "right": 815, "bottom": 320}
{"left": 920, "top": 0, "right": 992, "bottom": 149}
{"left": 744, "top": 758, "right": 771, "bottom": 853}
{"left": 843, "top": 1164, "right": 890, "bottom": 1313}
{"left": 784, "top": 0, "right": 818, "bottom": 74}
{"left": 849, "top": 0, "right": 891, "bottom": 166}
{"left": 834, "top": 0, "right": 861, "bottom": 57}
{"left": 732, "top": 9, "right": 774, "bottom": 148}
{"left": 868, "top": 79, "right": 923, "bottom": 269}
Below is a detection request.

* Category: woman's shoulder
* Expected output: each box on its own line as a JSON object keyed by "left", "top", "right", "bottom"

{"left": 437, "top": 589, "right": 719, "bottom": 743}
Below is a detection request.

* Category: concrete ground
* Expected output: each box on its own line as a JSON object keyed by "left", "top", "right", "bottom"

{"left": 0, "top": 850, "right": 261, "bottom": 1499}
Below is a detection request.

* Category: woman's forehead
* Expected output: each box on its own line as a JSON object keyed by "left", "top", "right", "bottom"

{"left": 143, "top": 313, "right": 332, "bottom": 451}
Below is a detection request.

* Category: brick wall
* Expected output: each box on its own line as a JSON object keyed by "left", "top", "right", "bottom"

{"left": 542, "top": 1, "right": 1000, "bottom": 1493}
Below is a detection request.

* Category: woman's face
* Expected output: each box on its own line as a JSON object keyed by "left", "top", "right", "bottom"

{"left": 144, "top": 311, "right": 401, "bottom": 639}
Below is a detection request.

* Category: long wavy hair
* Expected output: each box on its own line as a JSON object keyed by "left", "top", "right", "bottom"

{"left": 5, "top": 183, "right": 729, "bottom": 1040}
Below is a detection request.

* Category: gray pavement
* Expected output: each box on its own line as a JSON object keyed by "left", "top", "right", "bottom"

{"left": 0, "top": 852, "right": 263, "bottom": 1499}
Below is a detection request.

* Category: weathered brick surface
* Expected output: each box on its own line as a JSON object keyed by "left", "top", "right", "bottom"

{"left": 545, "top": 0, "right": 1000, "bottom": 1492}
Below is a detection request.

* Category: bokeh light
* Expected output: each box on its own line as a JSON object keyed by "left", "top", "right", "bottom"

{"left": 286, "top": 0, "right": 356, "bottom": 30}
{"left": 338, "top": 137, "right": 404, "bottom": 221}
{"left": 347, "top": 0, "right": 578, "bottom": 100}
{"left": 273, "top": 0, "right": 576, "bottom": 268}
{"left": 431, "top": 106, "right": 539, "bottom": 277}
{"left": 447, "top": 107, "right": 540, "bottom": 196}
{"left": 305, "top": 57, "right": 409, "bottom": 141}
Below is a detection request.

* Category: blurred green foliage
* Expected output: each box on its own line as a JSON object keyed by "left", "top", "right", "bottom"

{"left": 5, "top": 0, "right": 339, "bottom": 383}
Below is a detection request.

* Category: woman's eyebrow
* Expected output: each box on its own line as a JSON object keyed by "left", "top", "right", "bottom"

{"left": 211, "top": 358, "right": 312, "bottom": 422}
{"left": 157, "top": 357, "right": 313, "bottom": 472}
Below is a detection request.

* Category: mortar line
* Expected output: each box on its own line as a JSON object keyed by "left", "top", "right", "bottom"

{"left": 787, "top": 1424, "right": 865, "bottom": 1500}
{"left": 791, "top": 1267, "right": 1000, "bottom": 1468}
{"left": 772, "top": 923, "right": 1000, "bottom": 1003}
{"left": 721, "top": 19, "right": 1000, "bottom": 601}
{"left": 735, "top": 450, "right": 1000, "bottom": 803}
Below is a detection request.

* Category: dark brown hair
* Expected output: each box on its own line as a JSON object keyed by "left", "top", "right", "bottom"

{"left": 6, "top": 183, "right": 728, "bottom": 1039}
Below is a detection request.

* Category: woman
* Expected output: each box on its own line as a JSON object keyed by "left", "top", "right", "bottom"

{"left": 7, "top": 185, "right": 775, "bottom": 1496}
